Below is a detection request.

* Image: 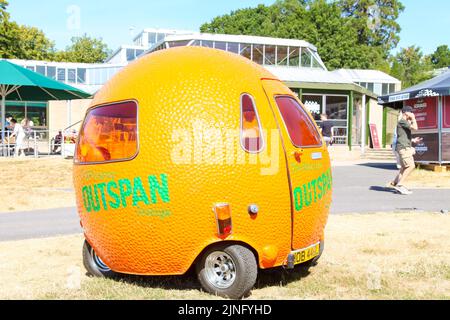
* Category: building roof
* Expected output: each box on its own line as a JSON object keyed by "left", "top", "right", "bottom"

{"left": 157, "top": 33, "right": 319, "bottom": 52}
{"left": 332, "top": 69, "right": 401, "bottom": 84}
{"left": 379, "top": 70, "right": 450, "bottom": 104}
{"left": 266, "top": 66, "right": 378, "bottom": 98}
{"left": 267, "top": 66, "right": 353, "bottom": 84}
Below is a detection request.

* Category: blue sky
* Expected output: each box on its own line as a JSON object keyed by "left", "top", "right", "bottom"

{"left": 7, "top": 0, "right": 450, "bottom": 55}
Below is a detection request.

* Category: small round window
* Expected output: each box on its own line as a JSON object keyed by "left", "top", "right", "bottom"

{"left": 240, "top": 94, "right": 264, "bottom": 153}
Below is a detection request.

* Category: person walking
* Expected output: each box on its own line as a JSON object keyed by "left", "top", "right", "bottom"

{"left": 9, "top": 119, "right": 26, "bottom": 157}
{"left": 389, "top": 106, "right": 423, "bottom": 195}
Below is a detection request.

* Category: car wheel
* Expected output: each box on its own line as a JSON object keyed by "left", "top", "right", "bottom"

{"left": 82, "top": 240, "right": 116, "bottom": 278}
{"left": 196, "top": 244, "right": 257, "bottom": 299}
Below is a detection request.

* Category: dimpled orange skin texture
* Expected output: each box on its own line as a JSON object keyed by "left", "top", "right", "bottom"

{"left": 73, "top": 46, "right": 332, "bottom": 276}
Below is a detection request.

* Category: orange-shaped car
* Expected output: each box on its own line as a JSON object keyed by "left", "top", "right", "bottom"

{"left": 74, "top": 47, "right": 332, "bottom": 299}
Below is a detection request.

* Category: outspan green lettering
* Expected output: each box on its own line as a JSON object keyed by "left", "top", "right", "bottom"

{"left": 132, "top": 177, "right": 150, "bottom": 206}
{"left": 107, "top": 181, "right": 121, "bottom": 209}
{"left": 148, "top": 174, "right": 170, "bottom": 204}
{"left": 294, "top": 187, "right": 303, "bottom": 211}
{"left": 119, "top": 179, "right": 133, "bottom": 208}
{"left": 82, "top": 186, "right": 92, "bottom": 213}
{"left": 81, "top": 173, "right": 171, "bottom": 213}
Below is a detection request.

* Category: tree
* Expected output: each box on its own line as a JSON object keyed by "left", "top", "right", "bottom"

{"left": 0, "top": 0, "right": 8, "bottom": 21}
{"left": 55, "top": 34, "right": 111, "bottom": 63}
{"left": 431, "top": 45, "right": 450, "bottom": 69}
{"left": 16, "top": 25, "right": 56, "bottom": 60}
{"left": 200, "top": 0, "right": 393, "bottom": 70}
{"left": 338, "top": 0, "right": 405, "bottom": 54}
{"left": 390, "top": 46, "right": 433, "bottom": 88}
{"left": 0, "top": 1, "right": 56, "bottom": 60}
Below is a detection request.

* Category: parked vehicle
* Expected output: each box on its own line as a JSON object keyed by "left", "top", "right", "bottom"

{"left": 73, "top": 47, "right": 332, "bottom": 299}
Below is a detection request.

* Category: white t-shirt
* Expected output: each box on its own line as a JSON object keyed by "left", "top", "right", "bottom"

{"left": 13, "top": 124, "right": 26, "bottom": 142}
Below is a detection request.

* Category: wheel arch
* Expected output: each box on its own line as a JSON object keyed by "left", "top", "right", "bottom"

{"left": 189, "top": 240, "right": 261, "bottom": 273}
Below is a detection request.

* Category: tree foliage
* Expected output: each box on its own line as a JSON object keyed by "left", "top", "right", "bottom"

{"left": 338, "top": 0, "right": 405, "bottom": 52}
{"left": 55, "top": 34, "right": 111, "bottom": 63}
{"left": 390, "top": 46, "right": 433, "bottom": 88}
{"left": 431, "top": 45, "right": 450, "bottom": 69}
{"left": 201, "top": 0, "right": 404, "bottom": 71}
{"left": 0, "top": 2, "right": 110, "bottom": 63}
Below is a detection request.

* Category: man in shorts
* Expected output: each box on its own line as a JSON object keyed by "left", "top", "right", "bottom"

{"left": 389, "top": 106, "right": 423, "bottom": 195}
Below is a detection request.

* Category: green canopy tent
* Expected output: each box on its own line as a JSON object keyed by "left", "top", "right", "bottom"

{"left": 0, "top": 60, "right": 91, "bottom": 155}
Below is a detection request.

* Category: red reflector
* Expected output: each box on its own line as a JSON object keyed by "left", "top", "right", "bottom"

{"left": 214, "top": 204, "right": 232, "bottom": 238}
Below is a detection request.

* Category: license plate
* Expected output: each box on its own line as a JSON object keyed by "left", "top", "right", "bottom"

{"left": 292, "top": 243, "right": 321, "bottom": 265}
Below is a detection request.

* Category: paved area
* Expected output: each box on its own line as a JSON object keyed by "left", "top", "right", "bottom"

{"left": 0, "top": 162, "right": 449, "bottom": 241}
{"left": 332, "top": 163, "right": 450, "bottom": 214}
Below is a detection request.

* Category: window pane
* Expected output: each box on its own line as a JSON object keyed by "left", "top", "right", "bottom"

{"left": 252, "top": 44, "right": 264, "bottom": 64}
{"left": 27, "top": 106, "right": 47, "bottom": 127}
{"left": 312, "top": 56, "right": 322, "bottom": 68}
{"left": 288, "top": 47, "right": 300, "bottom": 67}
{"left": 227, "top": 42, "right": 239, "bottom": 54}
{"left": 241, "top": 94, "right": 264, "bottom": 153}
{"left": 382, "top": 83, "right": 389, "bottom": 95}
{"left": 6, "top": 105, "right": 25, "bottom": 124}
{"left": 264, "top": 46, "right": 276, "bottom": 65}
{"left": 36, "top": 65, "right": 46, "bottom": 75}
{"left": 276, "top": 96, "right": 322, "bottom": 147}
{"left": 367, "top": 83, "right": 374, "bottom": 92}
{"left": 277, "top": 46, "right": 288, "bottom": 66}
{"left": 47, "top": 67, "right": 56, "bottom": 80}
{"left": 326, "top": 96, "right": 348, "bottom": 121}
{"left": 191, "top": 40, "right": 201, "bottom": 46}
{"left": 149, "top": 33, "right": 157, "bottom": 44}
{"left": 301, "top": 49, "right": 312, "bottom": 67}
{"left": 76, "top": 101, "right": 138, "bottom": 163}
{"left": 26, "top": 66, "right": 35, "bottom": 72}
{"left": 389, "top": 83, "right": 396, "bottom": 94}
{"left": 57, "top": 69, "right": 66, "bottom": 82}
{"left": 240, "top": 43, "right": 252, "bottom": 60}
{"left": 214, "top": 41, "right": 227, "bottom": 51}
{"left": 168, "top": 40, "right": 190, "bottom": 48}
{"left": 201, "top": 40, "right": 214, "bottom": 48}
{"left": 126, "top": 49, "right": 135, "bottom": 61}
{"left": 68, "top": 69, "right": 76, "bottom": 83}
{"left": 302, "top": 95, "right": 323, "bottom": 121}
{"left": 77, "top": 68, "right": 86, "bottom": 84}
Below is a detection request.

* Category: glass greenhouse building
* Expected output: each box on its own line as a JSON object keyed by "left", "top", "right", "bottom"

{"left": 3, "top": 29, "right": 402, "bottom": 151}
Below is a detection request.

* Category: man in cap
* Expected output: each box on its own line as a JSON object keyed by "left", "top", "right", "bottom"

{"left": 389, "top": 106, "right": 423, "bottom": 195}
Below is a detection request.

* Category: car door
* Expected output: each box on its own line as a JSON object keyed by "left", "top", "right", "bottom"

{"left": 262, "top": 79, "right": 332, "bottom": 250}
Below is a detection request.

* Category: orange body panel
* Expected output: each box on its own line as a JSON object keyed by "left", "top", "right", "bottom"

{"left": 73, "top": 47, "right": 332, "bottom": 276}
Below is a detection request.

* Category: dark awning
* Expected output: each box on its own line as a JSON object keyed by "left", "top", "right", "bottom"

{"left": 378, "top": 70, "right": 450, "bottom": 105}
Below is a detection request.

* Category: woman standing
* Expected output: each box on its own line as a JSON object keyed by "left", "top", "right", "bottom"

{"left": 9, "top": 119, "right": 26, "bottom": 157}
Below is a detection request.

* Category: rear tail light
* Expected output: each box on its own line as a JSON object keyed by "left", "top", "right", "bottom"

{"left": 75, "top": 101, "right": 138, "bottom": 164}
{"left": 214, "top": 203, "right": 232, "bottom": 238}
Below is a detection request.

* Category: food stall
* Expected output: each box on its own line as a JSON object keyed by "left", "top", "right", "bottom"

{"left": 378, "top": 70, "right": 450, "bottom": 165}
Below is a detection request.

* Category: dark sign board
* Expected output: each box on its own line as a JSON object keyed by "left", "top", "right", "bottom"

{"left": 444, "top": 97, "right": 450, "bottom": 129}
{"left": 406, "top": 97, "right": 438, "bottom": 130}
{"left": 443, "top": 133, "right": 450, "bottom": 162}
{"left": 412, "top": 133, "right": 439, "bottom": 163}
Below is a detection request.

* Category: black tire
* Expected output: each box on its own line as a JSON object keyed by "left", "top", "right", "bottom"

{"left": 82, "top": 240, "right": 116, "bottom": 278}
{"left": 196, "top": 244, "right": 258, "bottom": 299}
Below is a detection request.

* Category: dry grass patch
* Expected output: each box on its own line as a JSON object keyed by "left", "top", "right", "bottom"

{"left": 0, "top": 212, "right": 449, "bottom": 300}
{"left": 0, "top": 158, "right": 75, "bottom": 212}
{"left": 406, "top": 168, "right": 450, "bottom": 189}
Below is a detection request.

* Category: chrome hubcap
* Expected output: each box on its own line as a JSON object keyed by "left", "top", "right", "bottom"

{"left": 91, "top": 248, "right": 111, "bottom": 272}
{"left": 204, "top": 251, "right": 236, "bottom": 289}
